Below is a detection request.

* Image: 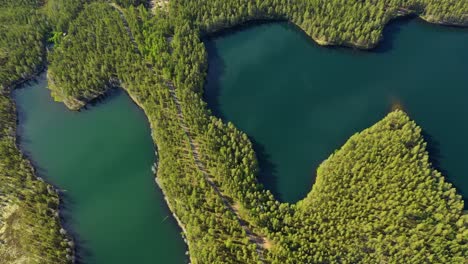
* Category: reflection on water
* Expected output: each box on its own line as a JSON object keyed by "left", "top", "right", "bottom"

{"left": 204, "top": 20, "right": 468, "bottom": 204}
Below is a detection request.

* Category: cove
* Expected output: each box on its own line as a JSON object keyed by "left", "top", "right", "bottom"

{"left": 14, "top": 74, "right": 186, "bottom": 264}
{"left": 205, "top": 19, "right": 468, "bottom": 203}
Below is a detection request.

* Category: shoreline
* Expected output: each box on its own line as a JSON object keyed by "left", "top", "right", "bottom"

{"left": 13, "top": 73, "right": 192, "bottom": 263}
{"left": 306, "top": 14, "right": 468, "bottom": 50}
{"left": 123, "top": 85, "right": 193, "bottom": 263}
{"left": 53, "top": 80, "right": 194, "bottom": 263}
{"left": 7, "top": 70, "right": 76, "bottom": 264}
{"left": 201, "top": 11, "right": 466, "bottom": 51}
{"left": 41, "top": 12, "right": 467, "bottom": 262}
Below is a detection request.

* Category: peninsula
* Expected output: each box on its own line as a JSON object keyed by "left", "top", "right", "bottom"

{"left": 1, "top": 0, "right": 467, "bottom": 263}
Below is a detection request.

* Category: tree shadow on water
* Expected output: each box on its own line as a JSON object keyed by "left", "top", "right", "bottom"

{"left": 23, "top": 154, "right": 94, "bottom": 263}
{"left": 14, "top": 97, "right": 94, "bottom": 263}
{"left": 202, "top": 39, "right": 225, "bottom": 119}
{"left": 283, "top": 15, "right": 417, "bottom": 56}
{"left": 203, "top": 38, "right": 283, "bottom": 200}
{"left": 15, "top": 147, "right": 94, "bottom": 263}
{"left": 422, "top": 130, "right": 468, "bottom": 210}
{"left": 250, "top": 138, "right": 282, "bottom": 201}
{"left": 374, "top": 14, "right": 418, "bottom": 53}
{"left": 58, "top": 192, "right": 94, "bottom": 264}
{"left": 291, "top": 13, "right": 418, "bottom": 54}
{"left": 202, "top": 20, "right": 286, "bottom": 117}
{"left": 83, "top": 87, "right": 123, "bottom": 111}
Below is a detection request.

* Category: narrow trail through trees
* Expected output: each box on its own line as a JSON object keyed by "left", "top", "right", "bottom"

{"left": 110, "top": 3, "right": 267, "bottom": 262}
{"left": 166, "top": 82, "right": 267, "bottom": 261}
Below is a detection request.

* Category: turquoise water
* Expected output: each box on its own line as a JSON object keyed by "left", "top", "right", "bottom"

{"left": 12, "top": 18, "right": 468, "bottom": 263}
{"left": 14, "top": 75, "right": 186, "bottom": 264}
{"left": 205, "top": 19, "right": 468, "bottom": 203}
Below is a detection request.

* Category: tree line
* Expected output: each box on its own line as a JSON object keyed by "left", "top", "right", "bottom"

{"left": 0, "top": 1, "right": 73, "bottom": 263}
{"left": 2, "top": 0, "right": 467, "bottom": 263}
{"left": 170, "top": 0, "right": 467, "bottom": 48}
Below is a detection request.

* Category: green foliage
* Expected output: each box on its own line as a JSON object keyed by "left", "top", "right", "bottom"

{"left": 113, "top": 0, "right": 147, "bottom": 8}
{"left": 0, "top": 0, "right": 43, "bottom": 8}
{"left": 47, "top": 2, "right": 136, "bottom": 108}
{"left": 44, "top": 0, "right": 85, "bottom": 32}
{"left": 0, "top": 1, "right": 73, "bottom": 263}
{"left": 278, "top": 111, "right": 468, "bottom": 263}
{"left": 48, "top": 31, "right": 63, "bottom": 45}
{"left": 47, "top": 1, "right": 468, "bottom": 262}
{"left": 48, "top": 4, "right": 262, "bottom": 262}
{"left": 0, "top": 1, "right": 47, "bottom": 89}
{"left": 171, "top": 0, "right": 467, "bottom": 48}
{"left": 5, "top": 0, "right": 468, "bottom": 263}
{"left": 0, "top": 92, "right": 73, "bottom": 263}
{"left": 124, "top": 5, "right": 173, "bottom": 73}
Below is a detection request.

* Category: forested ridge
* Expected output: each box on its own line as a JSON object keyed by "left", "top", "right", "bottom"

{"left": 1, "top": 0, "right": 467, "bottom": 263}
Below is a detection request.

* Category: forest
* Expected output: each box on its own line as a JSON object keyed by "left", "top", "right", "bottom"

{"left": 1, "top": 0, "right": 467, "bottom": 263}
{"left": 170, "top": 0, "right": 467, "bottom": 48}
{"left": 0, "top": 0, "right": 73, "bottom": 263}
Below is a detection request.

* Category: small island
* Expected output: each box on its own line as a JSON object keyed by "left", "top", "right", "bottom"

{"left": 1, "top": 0, "right": 467, "bottom": 263}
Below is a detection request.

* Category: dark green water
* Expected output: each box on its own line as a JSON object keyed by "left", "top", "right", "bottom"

{"left": 205, "top": 19, "right": 468, "bottom": 203}
{"left": 14, "top": 75, "right": 186, "bottom": 264}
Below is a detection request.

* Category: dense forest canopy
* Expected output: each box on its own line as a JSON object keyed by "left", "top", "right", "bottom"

{"left": 0, "top": 0, "right": 46, "bottom": 89}
{"left": 1, "top": 0, "right": 467, "bottom": 263}
{"left": 45, "top": 0, "right": 467, "bottom": 263}
{"left": 0, "top": 1, "right": 73, "bottom": 263}
{"left": 46, "top": 0, "right": 468, "bottom": 105}
{"left": 288, "top": 111, "right": 467, "bottom": 263}
{"left": 170, "top": 0, "right": 468, "bottom": 48}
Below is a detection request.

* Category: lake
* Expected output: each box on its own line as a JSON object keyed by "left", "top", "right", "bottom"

{"left": 14, "top": 75, "right": 186, "bottom": 264}
{"left": 12, "top": 17, "right": 468, "bottom": 263}
{"left": 204, "top": 19, "right": 468, "bottom": 203}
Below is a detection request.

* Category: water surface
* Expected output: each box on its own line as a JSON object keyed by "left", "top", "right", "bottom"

{"left": 205, "top": 20, "right": 468, "bottom": 203}
{"left": 14, "top": 75, "right": 186, "bottom": 264}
